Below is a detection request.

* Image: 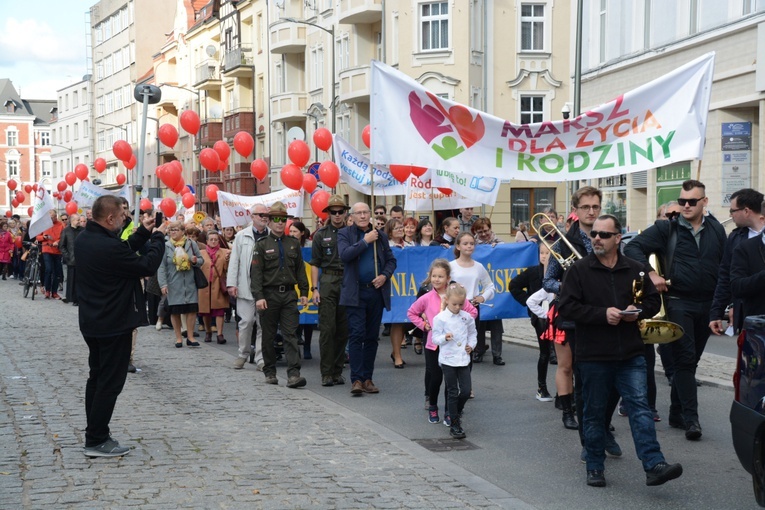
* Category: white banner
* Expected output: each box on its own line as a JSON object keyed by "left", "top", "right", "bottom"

{"left": 427, "top": 169, "right": 500, "bottom": 206}
{"left": 217, "top": 188, "right": 304, "bottom": 228}
{"left": 403, "top": 175, "right": 481, "bottom": 211}
{"left": 73, "top": 181, "right": 132, "bottom": 210}
{"left": 28, "top": 181, "right": 55, "bottom": 238}
{"left": 370, "top": 53, "right": 715, "bottom": 181}
{"left": 333, "top": 135, "right": 407, "bottom": 196}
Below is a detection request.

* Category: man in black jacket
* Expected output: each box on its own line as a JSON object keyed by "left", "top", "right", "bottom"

{"left": 74, "top": 195, "right": 167, "bottom": 457}
{"left": 58, "top": 214, "right": 82, "bottom": 305}
{"left": 624, "top": 179, "right": 725, "bottom": 440}
{"left": 731, "top": 231, "right": 765, "bottom": 320}
{"left": 560, "top": 214, "right": 682, "bottom": 488}
{"left": 709, "top": 188, "right": 764, "bottom": 335}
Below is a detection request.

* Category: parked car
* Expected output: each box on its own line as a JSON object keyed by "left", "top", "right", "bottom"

{"left": 731, "top": 314, "right": 765, "bottom": 507}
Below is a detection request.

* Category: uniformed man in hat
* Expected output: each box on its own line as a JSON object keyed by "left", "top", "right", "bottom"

{"left": 251, "top": 201, "right": 310, "bottom": 387}
{"left": 310, "top": 195, "right": 350, "bottom": 387}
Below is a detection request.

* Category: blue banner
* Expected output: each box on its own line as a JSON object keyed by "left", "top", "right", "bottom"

{"left": 298, "top": 243, "right": 539, "bottom": 324}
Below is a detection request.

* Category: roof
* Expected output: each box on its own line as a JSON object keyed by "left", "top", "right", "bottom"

{"left": 0, "top": 79, "right": 56, "bottom": 126}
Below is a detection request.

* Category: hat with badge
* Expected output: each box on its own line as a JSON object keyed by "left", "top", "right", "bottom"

{"left": 266, "top": 201, "right": 293, "bottom": 218}
{"left": 322, "top": 194, "right": 351, "bottom": 213}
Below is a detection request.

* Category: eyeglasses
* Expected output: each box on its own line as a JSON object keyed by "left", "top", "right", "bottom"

{"left": 393, "top": 226, "right": 404, "bottom": 231}
{"left": 577, "top": 205, "right": 601, "bottom": 212}
{"left": 589, "top": 230, "right": 620, "bottom": 239}
{"left": 270, "top": 216, "right": 287, "bottom": 223}
{"left": 374, "top": 211, "right": 385, "bottom": 215}
{"left": 168, "top": 228, "right": 181, "bottom": 232}
{"left": 252, "top": 213, "right": 269, "bottom": 218}
{"left": 475, "top": 229, "right": 490, "bottom": 235}
{"left": 328, "top": 209, "right": 346, "bottom": 216}
{"left": 729, "top": 207, "right": 745, "bottom": 215}
{"left": 678, "top": 197, "right": 703, "bottom": 207}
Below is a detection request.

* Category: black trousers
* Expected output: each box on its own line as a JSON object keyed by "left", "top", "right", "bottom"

{"left": 442, "top": 364, "right": 471, "bottom": 421}
{"left": 83, "top": 332, "right": 133, "bottom": 447}
{"left": 65, "top": 265, "right": 77, "bottom": 302}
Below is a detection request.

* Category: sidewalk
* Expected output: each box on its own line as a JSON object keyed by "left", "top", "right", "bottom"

{"left": 0, "top": 283, "right": 531, "bottom": 510}
{"left": 501, "top": 319, "right": 735, "bottom": 390}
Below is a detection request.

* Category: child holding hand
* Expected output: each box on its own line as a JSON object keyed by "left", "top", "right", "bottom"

{"left": 431, "top": 284, "right": 477, "bottom": 439}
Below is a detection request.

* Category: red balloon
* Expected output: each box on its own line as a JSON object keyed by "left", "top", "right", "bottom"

{"left": 318, "top": 161, "right": 340, "bottom": 188}
{"left": 75, "top": 163, "right": 89, "bottom": 181}
{"left": 5, "top": 210, "right": 11, "bottom": 218}
{"left": 205, "top": 184, "right": 219, "bottom": 202}
{"left": 14, "top": 236, "right": 22, "bottom": 248}
{"left": 32, "top": 184, "right": 38, "bottom": 191}
{"left": 140, "top": 198, "right": 153, "bottom": 211}
{"left": 15, "top": 191, "right": 25, "bottom": 203}
{"left": 251, "top": 159, "right": 268, "bottom": 181}
{"left": 179, "top": 110, "right": 201, "bottom": 135}
{"left": 199, "top": 148, "right": 220, "bottom": 172}
{"left": 411, "top": 166, "right": 428, "bottom": 177}
{"left": 124, "top": 154, "right": 137, "bottom": 170}
{"left": 362, "top": 124, "right": 371, "bottom": 148}
{"left": 288, "top": 140, "right": 311, "bottom": 168}
{"left": 162, "top": 165, "right": 182, "bottom": 190}
{"left": 313, "top": 127, "right": 333, "bottom": 152}
{"left": 116, "top": 174, "right": 127, "bottom": 185}
{"left": 160, "top": 197, "right": 177, "bottom": 218}
{"left": 24, "top": 184, "right": 33, "bottom": 194}
{"left": 112, "top": 140, "right": 133, "bottom": 162}
{"left": 182, "top": 193, "right": 196, "bottom": 209}
{"left": 437, "top": 187, "right": 453, "bottom": 196}
{"left": 11, "top": 199, "right": 19, "bottom": 208}
{"left": 94, "top": 157, "right": 107, "bottom": 173}
{"left": 56, "top": 181, "right": 67, "bottom": 192}
{"left": 52, "top": 192, "right": 60, "bottom": 199}
{"left": 280, "top": 164, "right": 304, "bottom": 191}
{"left": 311, "top": 190, "right": 331, "bottom": 221}
{"left": 65, "top": 201, "right": 78, "bottom": 216}
{"left": 7, "top": 179, "right": 17, "bottom": 191}
{"left": 64, "top": 172, "right": 76, "bottom": 186}
{"left": 63, "top": 190, "right": 73, "bottom": 202}
{"left": 158, "top": 123, "right": 179, "bottom": 148}
{"left": 233, "top": 131, "right": 254, "bottom": 158}
{"left": 172, "top": 178, "right": 186, "bottom": 195}
{"left": 27, "top": 206, "right": 33, "bottom": 217}
{"left": 302, "top": 173, "right": 317, "bottom": 194}
{"left": 217, "top": 158, "right": 228, "bottom": 172}
{"left": 213, "top": 140, "right": 231, "bottom": 162}
{"left": 180, "top": 186, "right": 192, "bottom": 196}
{"left": 389, "top": 164, "right": 412, "bottom": 183}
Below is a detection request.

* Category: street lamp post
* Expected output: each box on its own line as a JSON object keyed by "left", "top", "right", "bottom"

{"left": 283, "top": 17, "right": 336, "bottom": 137}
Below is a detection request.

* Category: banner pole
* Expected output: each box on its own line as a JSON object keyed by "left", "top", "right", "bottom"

{"left": 696, "top": 159, "right": 702, "bottom": 181}
{"left": 371, "top": 163, "right": 378, "bottom": 276}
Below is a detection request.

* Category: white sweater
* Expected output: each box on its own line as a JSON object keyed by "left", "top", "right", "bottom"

{"left": 449, "top": 260, "right": 495, "bottom": 302}
{"left": 526, "top": 288, "right": 555, "bottom": 319}
{"left": 432, "top": 309, "right": 477, "bottom": 367}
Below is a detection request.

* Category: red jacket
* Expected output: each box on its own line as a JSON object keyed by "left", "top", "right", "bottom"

{"left": 36, "top": 221, "right": 64, "bottom": 255}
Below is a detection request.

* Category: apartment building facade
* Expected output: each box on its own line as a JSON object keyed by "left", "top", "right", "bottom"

{"left": 50, "top": 78, "right": 92, "bottom": 186}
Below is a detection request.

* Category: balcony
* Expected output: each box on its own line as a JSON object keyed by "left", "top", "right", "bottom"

{"left": 223, "top": 108, "right": 254, "bottom": 139}
{"left": 337, "top": 0, "right": 382, "bottom": 24}
{"left": 338, "top": 65, "right": 371, "bottom": 104}
{"left": 271, "top": 91, "right": 309, "bottom": 122}
{"left": 197, "top": 119, "right": 223, "bottom": 147}
{"left": 156, "top": 87, "right": 179, "bottom": 110}
{"left": 270, "top": 22, "right": 306, "bottom": 54}
{"left": 223, "top": 44, "right": 254, "bottom": 77}
{"left": 224, "top": 163, "right": 260, "bottom": 195}
{"left": 194, "top": 60, "right": 222, "bottom": 90}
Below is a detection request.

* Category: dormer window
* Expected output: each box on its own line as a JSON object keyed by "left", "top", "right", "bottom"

{"left": 4, "top": 100, "right": 16, "bottom": 113}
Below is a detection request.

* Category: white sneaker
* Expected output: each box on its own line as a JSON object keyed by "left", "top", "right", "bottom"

{"left": 155, "top": 321, "right": 162, "bottom": 331}
{"left": 255, "top": 362, "right": 264, "bottom": 372}
{"left": 233, "top": 357, "right": 246, "bottom": 369}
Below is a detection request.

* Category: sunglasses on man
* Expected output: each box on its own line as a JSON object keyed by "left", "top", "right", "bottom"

{"left": 677, "top": 198, "right": 703, "bottom": 207}
{"left": 589, "top": 230, "right": 620, "bottom": 239}
{"left": 270, "top": 216, "right": 288, "bottom": 223}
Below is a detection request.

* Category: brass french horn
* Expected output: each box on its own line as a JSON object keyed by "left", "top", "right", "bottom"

{"left": 632, "top": 258, "right": 685, "bottom": 344}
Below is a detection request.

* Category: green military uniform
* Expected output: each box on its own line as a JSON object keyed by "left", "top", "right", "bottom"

{"left": 310, "top": 222, "right": 348, "bottom": 382}
{"left": 251, "top": 230, "right": 309, "bottom": 381}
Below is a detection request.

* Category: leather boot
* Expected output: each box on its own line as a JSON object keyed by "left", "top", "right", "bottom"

{"left": 560, "top": 394, "right": 578, "bottom": 430}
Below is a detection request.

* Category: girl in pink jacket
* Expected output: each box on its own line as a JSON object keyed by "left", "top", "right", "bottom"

{"left": 407, "top": 258, "right": 477, "bottom": 426}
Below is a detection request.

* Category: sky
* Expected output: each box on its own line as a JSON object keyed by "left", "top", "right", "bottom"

{"left": 0, "top": 0, "right": 95, "bottom": 99}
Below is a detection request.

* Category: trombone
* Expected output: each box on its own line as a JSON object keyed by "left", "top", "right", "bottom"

{"left": 531, "top": 213, "right": 582, "bottom": 270}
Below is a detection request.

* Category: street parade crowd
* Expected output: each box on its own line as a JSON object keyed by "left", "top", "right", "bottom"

{"left": 3, "top": 180, "right": 764, "bottom": 489}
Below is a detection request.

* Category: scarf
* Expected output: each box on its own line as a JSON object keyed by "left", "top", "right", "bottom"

{"left": 171, "top": 237, "right": 191, "bottom": 271}
{"left": 206, "top": 245, "right": 220, "bottom": 279}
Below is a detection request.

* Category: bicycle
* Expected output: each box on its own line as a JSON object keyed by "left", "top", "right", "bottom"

{"left": 22, "top": 241, "right": 42, "bottom": 300}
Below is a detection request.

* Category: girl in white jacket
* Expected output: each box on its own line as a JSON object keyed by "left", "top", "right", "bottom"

{"left": 432, "top": 284, "right": 477, "bottom": 439}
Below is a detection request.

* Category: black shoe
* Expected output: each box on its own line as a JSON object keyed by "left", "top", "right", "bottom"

{"left": 685, "top": 421, "right": 702, "bottom": 440}
{"left": 493, "top": 356, "right": 505, "bottom": 366}
{"left": 472, "top": 351, "right": 483, "bottom": 363}
{"left": 563, "top": 411, "right": 578, "bottom": 430}
{"left": 186, "top": 339, "right": 200, "bottom": 347}
{"left": 303, "top": 350, "right": 312, "bottom": 360}
{"left": 127, "top": 364, "right": 137, "bottom": 373}
{"left": 554, "top": 394, "right": 562, "bottom": 410}
{"left": 645, "top": 462, "right": 683, "bottom": 486}
{"left": 449, "top": 424, "right": 466, "bottom": 439}
{"left": 587, "top": 470, "right": 606, "bottom": 487}
{"left": 61, "top": 298, "right": 69, "bottom": 304}
{"left": 668, "top": 415, "right": 685, "bottom": 429}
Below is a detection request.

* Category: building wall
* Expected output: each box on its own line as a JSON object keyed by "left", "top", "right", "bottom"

{"left": 50, "top": 79, "right": 92, "bottom": 185}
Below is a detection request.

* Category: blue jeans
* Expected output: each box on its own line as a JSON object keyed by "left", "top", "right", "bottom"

{"left": 42, "top": 253, "right": 63, "bottom": 293}
{"left": 579, "top": 356, "right": 665, "bottom": 472}
{"left": 345, "top": 285, "right": 384, "bottom": 383}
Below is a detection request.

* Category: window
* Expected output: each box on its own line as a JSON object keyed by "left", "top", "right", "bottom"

{"left": 311, "top": 46, "right": 324, "bottom": 90}
{"left": 521, "top": 4, "right": 545, "bottom": 51}
{"left": 123, "top": 46, "right": 130, "bottom": 68}
{"left": 115, "top": 88, "right": 123, "bottom": 110}
{"left": 114, "top": 50, "right": 123, "bottom": 70}
{"left": 112, "top": 12, "right": 121, "bottom": 34}
{"left": 104, "top": 55, "right": 113, "bottom": 77}
{"left": 81, "top": 87, "right": 87, "bottom": 105}
{"left": 274, "top": 61, "right": 284, "bottom": 93}
{"left": 336, "top": 34, "right": 350, "bottom": 71}
{"left": 598, "top": 175, "right": 627, "bottom": 229}
{"left": 41, "top": 131, "right": 50, "bottom": 145}
{"left": 375, "top": 31, "right": 382, "bottom": 62}
{"left": 121, "top": 7, "right": 128, "bottom": 28}
{"left": 74, "top": 123, "right": 79, "bottom": 140}
{"left": 96, "top": 61, "right": 103, "bottom": 81}
{"left": 104, "top": 18, "right": 112, "bottom": 39}
{"left": 511, "top": 188, "right": 555, "bottom": 230}
{"left": 8, "top": 160, "right": 18, "bottom": 177}
{"left": 65, "top": 94, "right": 69, "bottom": 111}
{"left": 97, "top": 96, "right": 105, "bottom": 116}
{"left": 97, "top": 131, "right": 106, "bottom": 152}
{"left": 73, "top": 91, "right": 78, "bottom": 108}
{"left": 520, "top": 95, "right": 544, "bottom": 124}
{"left": 392, "top": 14, "right": 399, "bottom": 65}
{"left": 337, "top": 111, "right": 351, "bottom": 141}
{"left": 107, "top": 128, "right": 114, "bottom": 149}
{"left": 95, "top": 24, "right": 103, "bottom": 45}
{"left": 123, "top": 85, "right": 132, "bottom": 108}
{"left": 105, "top": 92, "right": 114, "bottom": 114}
{"left": 83, "top": 120, "right": 88, "bottom": 138}
{"left": 275, "top": 129, "right": 285, "bottom": 166}
{"left": 471, "top": 0, "right": 484, "bottom": 53}
{"left": 257, "top": 13, "right": 264, "bottom": 52}
{"left": 7, "top": 129, "right": 18, "bottom": 146}
{"left": 66, "top": 126, "right": 70, "bottom": 143}
{"left": 42, "top": 160, "right": 51, "bottom": 177}
{"left": 421, "top": 2, "right": 449, "bottom": 51}
{"left": 598, "top": 0, "right": 606, "bottom": 63}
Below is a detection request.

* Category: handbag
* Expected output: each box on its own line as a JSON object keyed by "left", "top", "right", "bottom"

{"left": 193, "top": 265, "right": 209, "bottom": 289}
